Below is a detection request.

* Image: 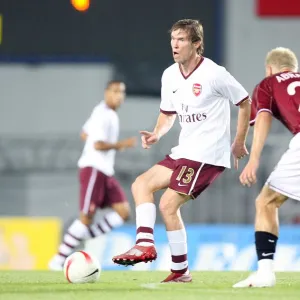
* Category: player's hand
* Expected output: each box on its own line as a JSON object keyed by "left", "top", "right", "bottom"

{"left": 118, "top": 137, "right": 137, "bottom": 150}
{"left": 139, "top": 131, "right": 160, "bottom": 149}
{"left": 231, "top": 140, "right": 249, "bottom": 170}
{"left": 239, "top": 159, "right": 259, "bottom": 187}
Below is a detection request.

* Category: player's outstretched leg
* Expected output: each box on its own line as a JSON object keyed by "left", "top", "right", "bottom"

{"left": 49, "top": 209, "right": 128, "bottom": 270}
{"left": 233, "top": 186, "right": 287, "bottom": 288}
{"left": 112, "top": 165, "right": 172, "bottom": 266}
{"left": 48, "top": 218, "right": 90, "bottom": 271}
{"left": 112, "top": 203, "right": 157, "bottom": 266}
{"left": 50, "top": 166, "right": 131, "bottom": 271}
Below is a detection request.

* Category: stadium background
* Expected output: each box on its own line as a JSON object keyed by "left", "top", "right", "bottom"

{"left": 0, "top": 0, "right": 300, "bottom": 271}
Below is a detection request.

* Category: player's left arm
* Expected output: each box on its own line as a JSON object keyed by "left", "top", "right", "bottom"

{"left": 215, "top": 69, "right": 251, "bottom": 168}
{"left": 215, "top": 69, "right": 251, "bottom": 144}
{"left": 234, "top": 98, "right": 251, "bottom": 144}
{"left": 231, "top": 98, "right": 251, "bottom": 169}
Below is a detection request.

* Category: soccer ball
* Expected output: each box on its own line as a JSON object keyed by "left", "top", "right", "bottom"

{"left": 63, "top": 251, "right": 101, "bottom": 283}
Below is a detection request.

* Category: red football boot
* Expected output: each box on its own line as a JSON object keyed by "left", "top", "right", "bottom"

{"left": 161, "top": 272, "right": 192, "bottom": 283}
{"left": 112, "top": 244, "right": 157, "bottom": 266}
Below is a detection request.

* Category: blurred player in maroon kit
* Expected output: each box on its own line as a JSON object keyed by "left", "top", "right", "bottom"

{"left": 234, "top": 47, "right": 300, "bottom": 288}
{"left": 49, "top": 81, "right": 137, "bottom": 270}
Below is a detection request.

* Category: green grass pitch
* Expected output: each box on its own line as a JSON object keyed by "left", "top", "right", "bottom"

{"left": 0, "top": 271, "right": 300, "bottom": 300}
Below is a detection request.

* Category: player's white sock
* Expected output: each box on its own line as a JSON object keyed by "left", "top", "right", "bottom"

{"left": 258, "top": 259, "right": 274, "bottom": 273}
{"left": 135, "top": 203, "right": 156, "bottom": 246}
{"left": 89, "top": 211, "right": 124, "bottom": 237}
{"left": 167, "top": 229, "right": 189, "bottom": 274}
{"left": 55, "top": 219, "right": 90, "bottom": 262}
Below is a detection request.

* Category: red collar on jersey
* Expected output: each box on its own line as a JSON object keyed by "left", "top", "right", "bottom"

{"left": 179, "top": 56, "right": 204, "bottom": 80}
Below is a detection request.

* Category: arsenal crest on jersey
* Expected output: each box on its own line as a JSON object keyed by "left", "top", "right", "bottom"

{"left": 193, "top": 83, "right": 202, "bottom": 96}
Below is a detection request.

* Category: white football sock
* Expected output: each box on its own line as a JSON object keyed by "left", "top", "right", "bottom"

{"left": 56, "top": 219, "right": 90, "bottom": 262}
{"left": 136, "top": 203, "right": 156, "bottom": 246}
{"left": 167, "top": 229, "right": 189, "bottom": 274}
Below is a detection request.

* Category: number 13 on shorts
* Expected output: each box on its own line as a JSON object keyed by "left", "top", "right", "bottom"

{"left": 162, "top": 156, "right": 225, "bottom": 199}
{"left": 176, "top": 166, "right": 195, "bottom": 184}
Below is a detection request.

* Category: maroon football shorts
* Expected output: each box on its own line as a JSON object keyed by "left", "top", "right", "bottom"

{"left": 157, "top": 155, "right": 225, "bottom": 199}
{"left": 79, "top": 167, "right": 127, "bottom": 214}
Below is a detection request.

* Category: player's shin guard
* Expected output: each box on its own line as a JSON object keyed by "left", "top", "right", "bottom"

{"left": 255, "top": 231, "right": 278, "bottom": 273}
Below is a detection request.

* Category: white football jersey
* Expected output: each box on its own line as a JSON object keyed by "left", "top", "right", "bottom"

{"left": 77, "top": 101, "right": 119, "bottom": 176}
{"left": 160, "top": 57, "right": 249, "bottom": 168}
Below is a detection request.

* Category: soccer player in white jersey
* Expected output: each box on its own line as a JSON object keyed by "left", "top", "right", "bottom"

{"left": 112, "top": 19, "right": 251, "bottom": 282}
{"left": 49, "top": 81, "right": 137, "bottom": 270}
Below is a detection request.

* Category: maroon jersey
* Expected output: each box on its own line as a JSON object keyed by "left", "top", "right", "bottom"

{"left": 250, "top": 72, "right": 300, "bottom": 134}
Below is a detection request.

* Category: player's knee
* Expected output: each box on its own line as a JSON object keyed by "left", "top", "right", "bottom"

{"left": 159, "top": 197, "right": 177, "bottom": 217}
{"left": 131, "top": 174, "right": 150, "bottom": 194}
{"left": 111, "top": 202, "right": 131, "bottom": 221}
{"left": 255, "top": 196, "right": 272, "bottom": 212}
{"left": 118, "top": 204, "right": 131, "bottom": 221}
{"left": 79, "top": 213, "right": 94, "bottom": 226}
{"left": 131, "top": 178, "right": 139, "bottom": 195}
{"left": 255, "top": 187, "right": 284, "bottom": 212}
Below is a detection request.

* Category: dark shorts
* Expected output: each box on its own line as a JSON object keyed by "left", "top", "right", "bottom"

{"left": 157, "top": 155, "right": 225, "bottom": 199}
{"left": 79, "top": 167, "right": 127, "bottom": 214}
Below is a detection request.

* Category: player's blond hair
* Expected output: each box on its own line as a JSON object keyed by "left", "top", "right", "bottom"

{"left": 266, "top": 47, "right": 298, "bottom": 72}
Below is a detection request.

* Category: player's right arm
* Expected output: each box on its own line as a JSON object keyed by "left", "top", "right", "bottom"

{"left": 140, "top": 112, "right": 176, "bottom": 149}
{"left": 153, "top": 112, "right": 176, "bottom": 139}
{"left": 140, "top": 70, "right": 177, "bottom": 149}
